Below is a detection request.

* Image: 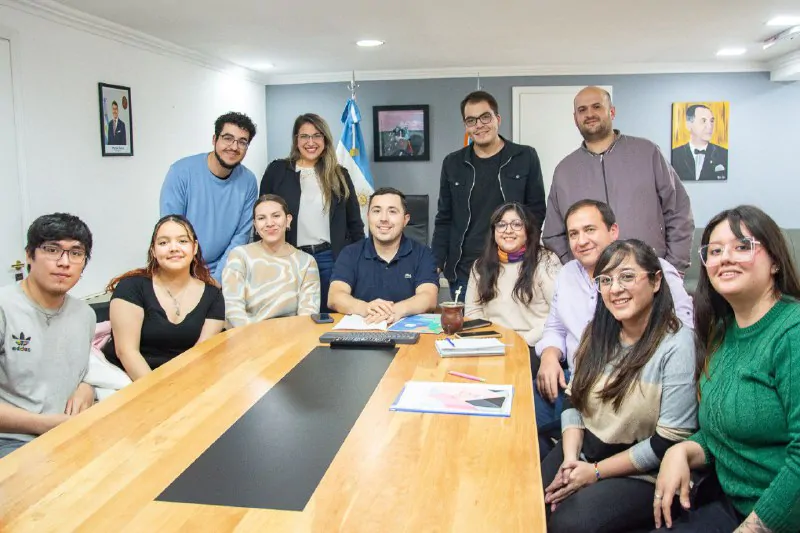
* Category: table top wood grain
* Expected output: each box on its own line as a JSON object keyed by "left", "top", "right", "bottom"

{"left": 0, "top": 315, "right": 545, "bottom": 532}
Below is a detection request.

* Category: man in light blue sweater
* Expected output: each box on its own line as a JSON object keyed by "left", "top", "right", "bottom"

{"left": 160, "top": 112, "right": 259, "bottom": 282}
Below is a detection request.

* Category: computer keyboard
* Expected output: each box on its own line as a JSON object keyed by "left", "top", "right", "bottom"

{"left": 319, "top": 331, "right": 421, "bottom": 345}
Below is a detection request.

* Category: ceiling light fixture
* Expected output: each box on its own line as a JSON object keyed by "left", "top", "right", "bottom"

{"left": 716, "top": 47, "right": 747, "bottom": 56}
{"left": 356, "top": 39, "right": 385, "bottom": 47}
{"left": 766, "top": 16, "right": 800, "bottom": 26}
{"left": 763, "top": 25, "right": 800, "bottom": 49}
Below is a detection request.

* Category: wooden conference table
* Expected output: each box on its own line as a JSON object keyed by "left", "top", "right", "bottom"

{"left": 0, "top": 315, "right": 545, "bottom": 532}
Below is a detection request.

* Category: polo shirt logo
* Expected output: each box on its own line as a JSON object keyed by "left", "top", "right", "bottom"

{"left": 11, "top": 332, "right": 31, "bottom": 352}
{"left": 404, "top": 273, "right": 412, "bottom": 279}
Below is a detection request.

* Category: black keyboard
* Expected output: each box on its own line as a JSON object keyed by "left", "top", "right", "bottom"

{"left": 319, "top": 331, "right": 420, "bottom": 345}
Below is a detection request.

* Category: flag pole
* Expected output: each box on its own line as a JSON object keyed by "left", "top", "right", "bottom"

{"left": 347, "top": 71, "right": 359, "bottom": 156}
{"left": 347, "top": 70, "right": 359, "bottom": 102}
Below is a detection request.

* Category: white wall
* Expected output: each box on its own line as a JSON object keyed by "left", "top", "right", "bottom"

{"left": 0, "top": 4, "right": 268, "bottom": 297}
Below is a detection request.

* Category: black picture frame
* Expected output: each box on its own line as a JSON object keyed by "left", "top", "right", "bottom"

{"left": 372, "top": 105, "right": 430, "bottom": 162}
{"left": 98, "top": 82, "right": 134, "bottom": 156}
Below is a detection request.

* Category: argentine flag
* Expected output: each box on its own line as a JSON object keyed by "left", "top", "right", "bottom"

{"left": 335, "top": 98, "right": 373, "bottom": 224}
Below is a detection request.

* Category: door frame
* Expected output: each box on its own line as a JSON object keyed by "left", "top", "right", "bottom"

{"left": 0, "top": 24, "right": 31, "bottom": 262}
{"left": 511, "top": 85, "right": 613, "bottom": 143}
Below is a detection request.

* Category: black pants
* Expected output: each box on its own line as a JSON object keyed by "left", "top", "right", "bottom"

{"left": 541, "top": 444, "right": 657, "bottom": 533}
{"left": 648, "top": 497, "right": 744, "bottom": 532}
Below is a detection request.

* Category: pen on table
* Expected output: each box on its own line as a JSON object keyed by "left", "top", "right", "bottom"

{"left": 448, "top": 370, "right": 485, "bottom": 382}
{"left": 446, "top": 338, "right": 455, "bottom": 347}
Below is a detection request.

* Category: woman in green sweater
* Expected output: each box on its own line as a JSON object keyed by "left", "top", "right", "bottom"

{"left": 653, "top": 205, "right": 800, "bottom": 533}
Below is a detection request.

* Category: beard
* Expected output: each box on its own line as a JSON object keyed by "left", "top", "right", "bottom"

{"left": 578, "top": 119, "right": 613, "bottom": 143}
{"left": 214, "top": 147, "right": 241, "bottom": 171}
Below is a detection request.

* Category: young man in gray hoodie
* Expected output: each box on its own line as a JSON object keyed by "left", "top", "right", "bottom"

{"left": 542, "top": 86, "right": 694, "bottom": 272}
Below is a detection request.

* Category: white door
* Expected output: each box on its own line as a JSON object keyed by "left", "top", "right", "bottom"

{"left": 0, "top": 38, "right": 26, "bottom": 283}
{"left": 512, "top": 86, "right": 613, "bottom": 196}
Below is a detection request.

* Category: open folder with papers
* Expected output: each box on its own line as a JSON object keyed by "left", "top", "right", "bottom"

{"left": 435, "top": 338, "right": 506, "bottom": 357}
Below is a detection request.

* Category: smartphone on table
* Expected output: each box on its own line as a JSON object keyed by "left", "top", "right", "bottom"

{"left": 311, "top": 313, "right": 334, "bottom": 324}
{"left": 461, "top": 318, "right": 492, "bottom": 331}
{"left": 455, "top": 330, "right": 502, "bottom": 339}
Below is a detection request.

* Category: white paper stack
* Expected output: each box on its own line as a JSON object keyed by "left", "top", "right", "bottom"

{"left": 332, "top": 314, "right": 388, "bottom": 331}
{"left": 435, "top": 338, "right": 506, "bottom": 357}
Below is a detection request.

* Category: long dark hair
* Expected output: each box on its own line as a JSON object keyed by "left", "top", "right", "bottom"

{"left": 570, "top": 240, "right": 680, "bottom": 412}
{"left": 473, "top": 202, "right": 549, "bottom": 306}
{"left": 106, "top": 215, "right": 216, "bottom": 291}
{"left": 288, "top": 114, "right": 349, "bottom": 207}
{"left": 695, "top": 205, "right": 800, "bottom": 379}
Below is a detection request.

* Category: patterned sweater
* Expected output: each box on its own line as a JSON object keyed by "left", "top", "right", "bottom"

{"left": 562, "top": 326, "right": 698, "bottom": 474}
{"left": 689, "top": 297, "right": 800, "bottom": 533}
{"left": 222, "top": 243, "right": 320, "bottom": 328}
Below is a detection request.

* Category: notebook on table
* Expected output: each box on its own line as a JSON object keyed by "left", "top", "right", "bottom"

{"left": 390, "top": 381, "right": 513, "bottom": 417}
{"left": 435, "top": 338, "right": 506, "bottom": 357}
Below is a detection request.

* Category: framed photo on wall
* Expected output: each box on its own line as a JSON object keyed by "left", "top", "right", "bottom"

{"left": 670, "top": 101, "right": 729, "bottom": 182}
{"left": 98, "top": 82, "right": 134, "bottom": 156}
{"left": 373, "top": 105, "right": 430, "bottom": 162}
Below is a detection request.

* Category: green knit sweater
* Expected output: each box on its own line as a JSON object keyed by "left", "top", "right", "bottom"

{"left": 690, "top": 297, "right": 800, "bottom": 533}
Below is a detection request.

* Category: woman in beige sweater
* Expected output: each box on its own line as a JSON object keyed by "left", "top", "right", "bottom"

{"left": 465, "top": 202, "right": 561, "bottom": 346}
{"left": 222, "top": 194, "right": 320, "bottom": 328}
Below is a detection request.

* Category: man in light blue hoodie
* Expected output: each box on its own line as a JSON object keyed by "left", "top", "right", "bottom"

{"left": 160, "top": 112, "right": 258, "bottom": 282}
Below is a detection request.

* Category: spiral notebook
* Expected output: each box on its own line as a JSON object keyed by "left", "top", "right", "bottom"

{"left": 434, "top": 338, "right": 506, "bottom": 357}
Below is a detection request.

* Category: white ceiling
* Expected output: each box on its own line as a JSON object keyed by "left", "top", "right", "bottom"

{"left": 43, "top": 0, "right": 800, "bottom": 82}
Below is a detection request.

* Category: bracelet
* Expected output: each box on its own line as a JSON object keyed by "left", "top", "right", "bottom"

{"left": 594, "top": 462, "right": 601, "bottom": 480}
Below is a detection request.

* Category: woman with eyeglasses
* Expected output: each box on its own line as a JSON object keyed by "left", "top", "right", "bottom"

{"left": 542, "top": 239, "right": 697, "bottom": 533}
{"left": 104, "top": 215, "right": 225, "bottom": 381}
{"left": 260, "top": 113, "right": 365, "bottom": 312}
{"left": 465, "top": 202, "right": 560, "bottom": 346}
{"left": 651, "top": 205, "right": 800, "bottom": 533}
{"left": 222, "top": 194, "right": 320, "bottom": 327}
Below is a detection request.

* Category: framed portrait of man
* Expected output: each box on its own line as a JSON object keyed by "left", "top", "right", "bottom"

{"left": 671, "top": 101, "right": 729, "bottom": 182}
{"left": 98, "top": 82, "right": 134, "bottom": 156}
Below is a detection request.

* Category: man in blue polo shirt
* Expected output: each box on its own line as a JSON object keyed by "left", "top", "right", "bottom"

{"left": 329, "top": 187, "right": 439, "bottom": 324}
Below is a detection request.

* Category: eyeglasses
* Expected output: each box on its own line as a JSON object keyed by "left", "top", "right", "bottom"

{"left": 217, "top": 133, "right": 250, "bottom": 149}
{"left": 463, "top": 112, "right": 495, "bottom": 128}
{"left": 495, "top": 220, "right": 524, "bottom": 232}
{"left": 38, "top": 244, "right": 87, "bottom": 264}
{"left": 593, "top": 270, "right": 654, "bottom": 292}
{"left": 298, "top": 133, "right": 324, "bottom": 142}
{"left": 699, "top": 237, "right": 761, "bottom": 267}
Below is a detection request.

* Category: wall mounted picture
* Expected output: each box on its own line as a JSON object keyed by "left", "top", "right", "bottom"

{"left": 670, "top": 101, "right": 729, "bottom": 181}
{"left": 98, "top": 82, "right": 133, "bottom": 156}
{"left": 373, "top": 105, "right": 430, "bottom": 162}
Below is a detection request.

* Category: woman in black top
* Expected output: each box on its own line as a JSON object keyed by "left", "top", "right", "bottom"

{"left": 104, "top": 215, "right": 224, "bottom": 380}
{"left": 260, "top": 113, "right": 365, "bottom": 311}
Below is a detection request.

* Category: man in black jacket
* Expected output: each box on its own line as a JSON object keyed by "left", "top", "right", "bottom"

{"left": 432, "top": 91, "right": 546, "bottom": 298}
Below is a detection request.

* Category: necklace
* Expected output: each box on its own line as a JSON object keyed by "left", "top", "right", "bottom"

{"left": 22, "top": 279, "right": 65, "bottom": 326}
{"left": 156, "top": 280, "right": 189, "bottom": 317}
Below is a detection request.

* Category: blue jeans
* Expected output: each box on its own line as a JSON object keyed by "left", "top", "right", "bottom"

{"left": 448, "top": 277, "right": 469, "bottom": 301}
{"left": 534, "top": 369, "right": 570, "bottom": 460}
{"left": 314, "top": 249, "right": 334, "bottom": 313}
{"left": 0, "top": 437, "right": 25, "bottom": 459}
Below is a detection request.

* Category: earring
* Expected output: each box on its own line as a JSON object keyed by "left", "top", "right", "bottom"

{"left": 772, "top": 266, "right": 780, "bottom": 274}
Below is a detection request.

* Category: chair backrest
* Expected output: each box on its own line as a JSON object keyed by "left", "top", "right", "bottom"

{"left": 404, "top": 194, "right": 430, "bottom": 246}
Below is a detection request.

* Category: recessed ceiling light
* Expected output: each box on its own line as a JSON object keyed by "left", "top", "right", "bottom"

{"left": 356, "top": 39, "right": 385, "bottom": 47}
{"left": 716, "top": 47, "right": 747, "bottom": 56}
{"left": 250, "top": 62, "right": 275, "bottom": 71}
{"left": 766, "top": 16, "right": 800, "bottom": 26}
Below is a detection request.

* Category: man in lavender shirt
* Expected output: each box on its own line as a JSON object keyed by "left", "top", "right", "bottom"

{"left": 534, "top": 199, "right": 693, "bottom": 445}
